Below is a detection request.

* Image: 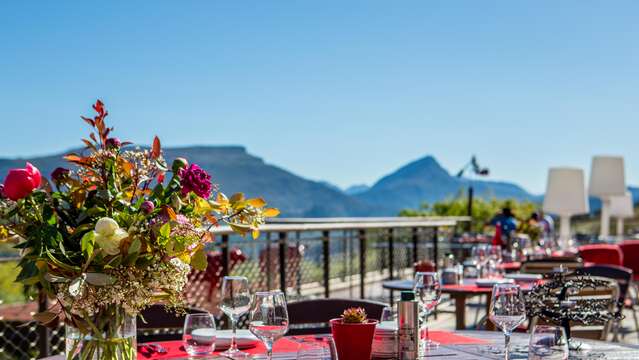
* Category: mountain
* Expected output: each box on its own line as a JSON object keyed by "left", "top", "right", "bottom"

{"left": 0, "top": 146, "right": 374, "bottom": 217}
{"left": 345, "top": 184, "right": 371, "bottom": 195}
{"left": 355, "top": 156, "right": 537, "bottom": 215}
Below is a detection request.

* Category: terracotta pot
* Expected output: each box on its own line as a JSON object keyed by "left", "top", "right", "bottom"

{"left": 330, "top": 318, "right": 378, "bottom": 360}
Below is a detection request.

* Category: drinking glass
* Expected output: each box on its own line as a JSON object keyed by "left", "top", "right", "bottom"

{"left": 528, "top": 325, "right": 569, "bottom": 360}
{"left": 489, "top": 284, "right": 526, "bottom": 360}
{"left": 380, "top": 306, "right": 395, "bottom": 323}
{"left": 471, "top": 245, "right": 489, "bottom": 277}
{"left": 296, "top": 335, "right": 338, "bottom": 360}
{"left": 182, "top": 313, "right": 217, "bottom": 356}
{"left": 248, "top": 290, "right": 289, "bottom": 360}
{"left": 413, "top": 272, "right": 441, "bottom": 350}
{"left": 220, "top": 276, "right": 251, "bottom": 357}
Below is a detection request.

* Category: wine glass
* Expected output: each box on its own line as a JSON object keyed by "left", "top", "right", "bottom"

{"left": 248, "top": 290, "right": 289, "bottom": 360}
{"left": 489, "top": 284, "right": 526, "bottom": 360}
{"left": 380, "top": 306, "right": 395, "bottom": 323}
{"left": 529, "top": 325, "right": 569, "bottom": 360}
{"left": 182, "top": 313, "right": 217, "bottom": 355}
{"left": 413, "top": 272, "right": 441, "bottom": 350}
{"left": 296, "top": 335, "right": 338, "bottom": 360}
{"left": 220, "top": 276, "right": 251, "bottom": 358}
{"left": 471, "top": 245, "right": 489, "bottom": 277}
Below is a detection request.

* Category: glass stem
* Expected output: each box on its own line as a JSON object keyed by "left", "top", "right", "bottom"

{"left": 231, "top": 317, "right": 238, "bottom": 352}
{"left": 266, "top": 340, "right": 273, "bottom": 360}
{"left": 504, "top": 332, "right": 511, "bottom": 360}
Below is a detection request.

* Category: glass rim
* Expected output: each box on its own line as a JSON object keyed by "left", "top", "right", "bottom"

{"left": 184, "top": 312, "right": 215, "bottom": 319}
{"left": 222, "top": 275, "right": 249, "bottom": 281}
{"left": 414, "top": 271, "right": 438, "bottom": 276}
{"left": 254, "top": 290, "right": 284, "bottom": 296}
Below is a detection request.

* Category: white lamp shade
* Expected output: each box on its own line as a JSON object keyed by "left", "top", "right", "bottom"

{"left": 588, "top": 156, "right": 626, "bottom": 197}
{"left": 610, "top": 192, "right": 634, "bottom": 218}
{"left": 543, "top": 167, "right": 589, "bottom": 216}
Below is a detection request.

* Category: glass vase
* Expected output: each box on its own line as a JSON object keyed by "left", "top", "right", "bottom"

{"left": 65, "top": 305, "right": 136, "bottom": 360}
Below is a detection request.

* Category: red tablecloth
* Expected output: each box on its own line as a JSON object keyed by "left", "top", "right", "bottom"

{"left": 138, "top": 331, "right": 489, "bottom": 358}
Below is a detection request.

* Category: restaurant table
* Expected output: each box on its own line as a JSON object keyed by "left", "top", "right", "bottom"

{"left": 42, "top": 330, "right": 639, "bottom": 359}
{"left": 382, "top": 279, "right": 534, "bottom": 330}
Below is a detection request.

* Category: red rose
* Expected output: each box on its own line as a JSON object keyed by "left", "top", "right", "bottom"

{"left": 3, "top": 162, "right": 42, "bottom": 200}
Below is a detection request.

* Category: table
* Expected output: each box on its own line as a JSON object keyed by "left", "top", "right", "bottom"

{"left": 382, "top": 279, "right": 534, "bottom": 330}
{"left": 43, "top": 330, "right": 639, "bottom": 359}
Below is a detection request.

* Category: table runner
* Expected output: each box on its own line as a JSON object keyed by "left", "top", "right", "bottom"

{"left": 138, "top": 331, "right": 489, "bottom": 359}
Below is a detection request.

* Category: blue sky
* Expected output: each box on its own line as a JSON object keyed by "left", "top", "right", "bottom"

{"left": 1, "top": 1, "right": 637, "bottom": 194}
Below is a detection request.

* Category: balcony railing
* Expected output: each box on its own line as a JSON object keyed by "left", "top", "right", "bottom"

{"left": 0, "top": 216, "right": 469, "bottom": 359}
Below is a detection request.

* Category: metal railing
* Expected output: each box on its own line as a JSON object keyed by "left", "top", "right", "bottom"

{"left": 0, "top": 216, "right": 469, "bottom": 359}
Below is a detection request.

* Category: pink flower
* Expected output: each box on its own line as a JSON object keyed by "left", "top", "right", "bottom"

{"left": 178, "top": 164, "right": 212, "bottom": 199}
{"left": 3, "top": 162, "right": 41, "bottom": 201}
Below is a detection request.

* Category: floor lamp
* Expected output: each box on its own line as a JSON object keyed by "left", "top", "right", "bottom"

{"left": 610, "top": 192, "right": 634, "bottom": 238}
{"left": 589, "top": 156, "right": 626, "bottom": 240}
{"left": 543, "top": 167, "right": 589, "bottom": 250}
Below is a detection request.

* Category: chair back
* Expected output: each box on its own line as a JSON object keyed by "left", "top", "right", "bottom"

{"left": 286, "top": 298, "right": 388, "bottom": 335}
{"left": 619, "top": 240, "right": 639, "bottom": 280}
{"left": 578, "top": 244, "right": 624, "bottom": 267}
{"left": 521, "top": 260, "right": 583, "bottom": 275}
{"left": 414, "top": 260, "right": 436, "bottom": 273}
{"left": 530, "top": 276, "right": 618, "bottom": 341}
{"left": 576, "top": 264, "right": 632, "bottom": 304}
{"left": 137, "top": 304, "right": 208, "bottom": 342}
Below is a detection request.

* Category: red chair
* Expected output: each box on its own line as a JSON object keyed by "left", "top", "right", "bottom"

{"left": 578, "top": 244, "right": 624, "bottom": 267}
{"left": 620, "top": 240, "right": 639, "bottom": 282}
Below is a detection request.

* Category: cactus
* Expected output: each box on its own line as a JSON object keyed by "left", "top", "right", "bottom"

{"left": 341, "top": 307, "right": 368, "bottom": 323}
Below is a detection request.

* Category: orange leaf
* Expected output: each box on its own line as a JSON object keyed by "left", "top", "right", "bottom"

{"left": 151, "top": 136, "right": 161, "bottom": 159}
{"left": 81, "top": 116, "right": 95, "bottom": 127}
{"left": 205, "top": 214, "right": 219, "bottom": 227}
{"left": 165, "top": 206, "right": 177, "bottom": 221}
{"left": 82, "top": 139, "right": 96, "bottom": 151}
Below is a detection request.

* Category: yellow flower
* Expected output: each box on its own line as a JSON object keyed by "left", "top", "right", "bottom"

{"left": 94, "top": 217, "right": 128, "bottom": 255}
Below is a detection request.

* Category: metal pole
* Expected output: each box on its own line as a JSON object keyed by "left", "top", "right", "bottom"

{"left": 359, "top": 229, "right": 367, "bottom": 299}
{"left": 412, "top": 227, "right": 419, "bottom": 265}
{"left": 467, "top": 186, "right": 474, "bottom": 232}
{"left": 221, "top": 234, "right": 230, "bottom": 276}
{"left": 388, "top": 228, "right": 395, "bottom": 280}
{"left": 37, "top": 290, "right": 50, "bottom": 358}
{"left": 278, "top": 232, "right": 287, "bottom": 295}
{"left": 432, "top": 227, "right": 439, "bottom": 270}
{"left": 322, "top": 230, "right": 330, "bottom": 298}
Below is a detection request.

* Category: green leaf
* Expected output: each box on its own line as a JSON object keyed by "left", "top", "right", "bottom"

{"left": 191, "top": 248, "right": 208, "bottom": 271}
{"left": 85, "top": 273, "right": 115, "bottom": 286}
{"left": 128, "top": 238, "right": 141, "bottom": 255}
{"left": 81, "top": 231, "right": 95, "bottom": 257}
{"left": 159, "top": 222, "right": 171, "bottom": 238}
{"left": 33, "top": 311, "right": 57, "bottom": 325}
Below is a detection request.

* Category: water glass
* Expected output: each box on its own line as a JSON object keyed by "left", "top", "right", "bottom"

{"left": 220, "top": 276, "right": 251, "bottom": 357}
{"left": 380, "top": 306, "right": 395, "bottom": 323}
{"left": 528, "top": 325, "right": 568, "bottom": 360}
{"left": 413, "top": 272, "right": 441, "bottom": 350}
{"left": 489, "top": 284, "right": 526, "bottom": 360}
{"left": 249, "top": 290, "right": 289, "bottom": 360}
{"left": 296, "top": 335, "right": 338, "bottom": 360}
{"left": 183, "top": 313, "right": 217, "bottom": 356}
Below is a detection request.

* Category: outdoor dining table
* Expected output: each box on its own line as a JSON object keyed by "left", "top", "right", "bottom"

{"left": 42, "top": 330, "right": 639, "bottom": 359}
{"left": 382, "top": 279, "right": 534, "bottom": 331}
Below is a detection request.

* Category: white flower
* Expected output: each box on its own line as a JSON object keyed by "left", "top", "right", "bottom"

{"left": 94, "top": 217, "right": 128, "bottom": 255}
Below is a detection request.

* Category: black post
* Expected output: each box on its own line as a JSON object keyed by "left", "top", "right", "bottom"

{"left": 278, "top": 232, "right": 287, "bottom": 294}
{"left": 37, "top": 290, "right": 50, "bottom": 358}
{"left": 388, "top": 228, "right": 395, "bottom": 280}
{"left": 266, "top": 233, "right": 273, "bottom": 290}
{"left": 432, "top": 227, "right": 439, "bottom": 270}
{"left": 412, "top": 227, "right": 419, "bottom": 265}
{"left": 359, "top": 229, "right": 367, "bottom": 299}
{"left": 467, "top": 186, "right": 474, "bottom": 232}
{"left": 322, "top": 230, "right": 330, "bottom": 298}
{"left": 221, "top": 234, "right": 230, "bottom": 276}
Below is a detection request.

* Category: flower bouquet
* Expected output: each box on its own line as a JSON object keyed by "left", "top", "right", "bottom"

{"left": 0, "top": 100, "right": 278, "bottom": 360}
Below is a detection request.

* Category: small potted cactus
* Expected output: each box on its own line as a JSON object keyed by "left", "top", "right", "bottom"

{"left": 330, "top": 307, "right": 379, "bottom": 360}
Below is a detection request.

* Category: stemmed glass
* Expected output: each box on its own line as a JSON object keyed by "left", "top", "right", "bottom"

{"left": 471, "top": 245, "right": 489, "bottom": 277}
{"left": 489, "top": 284, "right": 526, "bottom": 360}
{"left": 529, "top": 325, "right": 569, "bottom": 360}
{"left": 413, "top": 272, "right": 441, "bottom": 350}
{"left": 296, "top": 335, "right": 338, "bottom": 360}
{"left": 248, "top": 290, "right": 289, "bottom": 360}
{"left": 220, "top": 276, "right": 251, "bottom": 358}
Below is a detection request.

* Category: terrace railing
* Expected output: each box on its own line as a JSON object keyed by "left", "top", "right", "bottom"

{"left": 0, "top": 216, "right": 469, "bottom": 359}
